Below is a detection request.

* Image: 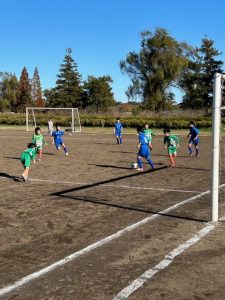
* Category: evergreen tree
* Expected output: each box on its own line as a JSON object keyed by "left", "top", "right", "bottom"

{"left": 181, "top": 37, "right": 224, "bottom": 110}
{"left": 48, "top": 48, "right": 83, "bottom": 107}
{"left": 31, "top": 67, "right": 44, "bottom": 107}
{"left": 83, "top": 76, "right": 115, "bottom": 112}
{"left": 16, "top": 67, "right": 32, "bottom": 112}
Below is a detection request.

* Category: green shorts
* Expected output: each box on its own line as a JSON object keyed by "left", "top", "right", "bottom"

{"left": 21, "top": 152, "right": 31, "bottom": 168}
{"left": 168, "top": 147, "right": 177, "bottom": 155}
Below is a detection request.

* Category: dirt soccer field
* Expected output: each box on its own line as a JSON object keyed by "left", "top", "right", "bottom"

{"left": 1, "top": 129, "right": 225, "bottom": 300}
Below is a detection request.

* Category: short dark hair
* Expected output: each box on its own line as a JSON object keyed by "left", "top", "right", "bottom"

{"left": 35, "top": 127, "right": 40, "bottom": 134}
{"left": 27, "top": 143, "right": 36, "bottom": 148}
{"left": 189, "top": 121, "right": 195, "bottom": 125}
{"left": 116, "top": 118, "right": 120, "bottom": 120}
{"left": 163, "top": 128, "right": 170, "bottom": 134}
{"left": 137, "top": 125, "right": 143, "bottom": 133}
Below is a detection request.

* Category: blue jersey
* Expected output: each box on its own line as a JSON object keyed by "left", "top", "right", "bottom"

{"left": 138, "top": 132, "right": 150, "bottom": 158}
{"left": 139, "top": 132, "right": 149, "bottom": 148}
{"left": 189, "top": 127, "right": 199, "bottom": 140}
{"left": 52, "top": 130, "right": 65, "bottom": 143}
{"left": 114, "top": 122, "right": 123, "bottom": 133}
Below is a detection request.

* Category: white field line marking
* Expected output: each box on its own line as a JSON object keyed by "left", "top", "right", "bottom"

{"left": 113, "top": 221, "right": 217, "bottom": 300}
{"left": 0, "top": 188, "right": 213, "bottom": 297}
{"left": 28, "top": 178, "right": 202, "bottom": 194}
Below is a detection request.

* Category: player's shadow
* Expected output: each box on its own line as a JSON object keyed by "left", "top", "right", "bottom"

{"left": 0, "top": 172, "right": 22, "bottom": 182}
{"left": 89, "top": 164, "right": 132, "bottom": 170}
{"left": 151, "top": 154, "right": 190, "bottom": 158}
{"left": 109, "top": 151, "right": 136, "bottom": 154}
{"left": 4, "top": 156, "right": 20, "bottom": 160}
{"left": 52, "top": 194, "right": 207, "bottom": 223}
{"left": 175, "top": 166, "right": 211, "bottom": 172}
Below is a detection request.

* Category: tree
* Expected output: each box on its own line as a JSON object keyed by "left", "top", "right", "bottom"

{"left": 83, "top": 76, "right": 115, "bottom": 112}
{"left": 16, "top": 67, "right": 32, "bottom": 112}
{"left": 47, "top": 48, "right": 83, "bottom": 108}
{"left": 0, "top": 72, "right": 18, "bottom": 111}
{"left": 31, "top": 67, "right": 44, "bottom": 107}
{"left": 120, "top": 28, "right": 190, "bottom": 112}
{"left": 181, "top": 37, "right": 224, "bottom": 110}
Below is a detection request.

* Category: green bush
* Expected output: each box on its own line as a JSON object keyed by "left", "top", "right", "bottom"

{"left": 0, "top": 113, "right": 214, "bottom": 129}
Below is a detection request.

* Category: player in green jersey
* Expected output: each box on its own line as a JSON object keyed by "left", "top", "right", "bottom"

{"left": 32, "top": 127, "right": 47, "bottom": 161}
{"left": 143, "top": 123, "right": 157, "bottom": 150}
{"left": 163, "top": 128, "right": 179, "bottom": 167}
{"left": 20, "top": 143, "right": 37, "bottom": 181}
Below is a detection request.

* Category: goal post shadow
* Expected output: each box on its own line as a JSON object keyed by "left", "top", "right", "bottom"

{"left": 50, "top": 165, "right": 168, "bottom": 197}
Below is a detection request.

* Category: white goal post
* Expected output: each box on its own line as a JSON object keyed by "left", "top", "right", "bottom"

{"left": 26, "top": 107, "right": 81, "bottom": 133}
{"left": 211, "top": 73, "right": 225, "bottom": 222}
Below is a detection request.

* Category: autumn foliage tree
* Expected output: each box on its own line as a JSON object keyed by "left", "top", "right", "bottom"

{"left": 16, "top": 67, "right": 32, "bottom": 112}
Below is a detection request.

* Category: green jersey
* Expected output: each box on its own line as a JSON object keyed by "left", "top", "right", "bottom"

{"left": 143, "top": 129, "right": 156, "bottom": 142}
{"left": 32, "top": 134, "right": 46, "bottom": 149}
{"left": 164, "top": 135, "right": 179, "bottom": 150}
{"left": 21, "top": 147, "right": 37, "bottom": 167}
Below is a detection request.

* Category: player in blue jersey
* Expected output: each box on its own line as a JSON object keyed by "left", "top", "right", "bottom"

{"left": 136, "top": 125, "right": 155, "bottom": 171}
{"left": 187, "top": 121, "right": 199, "bottom": 157}
{"left": 52, "top": 125, "right": 69, "bottom": 156}
{"left": 114, "top": 118, "right": 123, "bottom": 144}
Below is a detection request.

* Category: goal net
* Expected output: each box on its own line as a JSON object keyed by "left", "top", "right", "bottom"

{"left": 26, "top": 107, "right": 81, "bottom": 133}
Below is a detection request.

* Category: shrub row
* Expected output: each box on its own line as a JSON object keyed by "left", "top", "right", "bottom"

{"left": 0, "top": 113, "right": 220, "bottom": 129}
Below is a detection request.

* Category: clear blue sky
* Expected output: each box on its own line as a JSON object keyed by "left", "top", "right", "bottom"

{"left": 1, "top": 0, "right": 225, "bottom": 103}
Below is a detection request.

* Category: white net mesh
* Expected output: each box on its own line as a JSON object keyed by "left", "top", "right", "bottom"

{"left": 26, "top": 107, "right": 81, "bottom": 133}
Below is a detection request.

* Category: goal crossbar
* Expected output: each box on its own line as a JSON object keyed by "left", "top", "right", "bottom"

{"left": 26, "top": 107, "right": 81, "bottom": 133}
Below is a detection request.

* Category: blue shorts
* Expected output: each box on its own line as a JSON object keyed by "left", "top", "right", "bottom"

{"left": 115, "top": 131, "right": 122, "bottom": 137}
{"left": 189, "top": 138, "right": 199, "bottom": 145}
{"left": 55, "top": 140, "right": 63, "bottom": 149}
{"left": 138, "top": 146, "right": 151, "bottom": 159}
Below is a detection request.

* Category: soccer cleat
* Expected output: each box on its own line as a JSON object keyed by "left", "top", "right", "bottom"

{"left": 196, "top": 153, "right": 200, "bottom": 158}
{"left": 22, "top": 174, "right": 27, "bottom": 182}
{"left": 136, "top": 168, "right": 144, "bottom": 171}
{"left": 189, "top": 153, "right": 193, "bottom": 157}
{"left": 65, "top": 152, "right": 69, "bottom": 156}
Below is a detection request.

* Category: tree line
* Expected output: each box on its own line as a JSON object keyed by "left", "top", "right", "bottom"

{"left": 0, "top": 27, "right": 224, "bottom": 113}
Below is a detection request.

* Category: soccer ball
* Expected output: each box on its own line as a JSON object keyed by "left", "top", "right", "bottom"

{"left": 131, "top": 162, "right": 138, "bottom": 169}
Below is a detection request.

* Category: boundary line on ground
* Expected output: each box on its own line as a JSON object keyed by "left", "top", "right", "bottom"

{"left": 0, "top": 184, "right": 218, "bottom": 297}
{"left": 28, "top": 178, "right": 202, "bottom": 194}
{"left": 113, "top": 216, "right": 225, "bottom": 300}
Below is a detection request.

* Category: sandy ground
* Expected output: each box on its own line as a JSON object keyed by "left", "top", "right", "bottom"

{"left": 0, "top": 130, "right": 225, "bottom": 300}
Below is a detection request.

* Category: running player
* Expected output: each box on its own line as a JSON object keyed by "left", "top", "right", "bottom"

{"left": 136, "top": 125, "right": 155, "bottom": 171}
{"left": 163, "top": 128, "right": 179, "bottom": 167}
{"left": 52, "top": 125, "right": 69, "bottom": 156}
{"left": 20, "top": 143, "right": 37, "bottom": 181}
{"left": 114, "top": 118, "right": 123, "bottom": 144}
{"left": 32, "top": 127, "right": 47, "bottom": 161}
{"left": 187, "top": 121, "right": 200, "bottom": 157}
